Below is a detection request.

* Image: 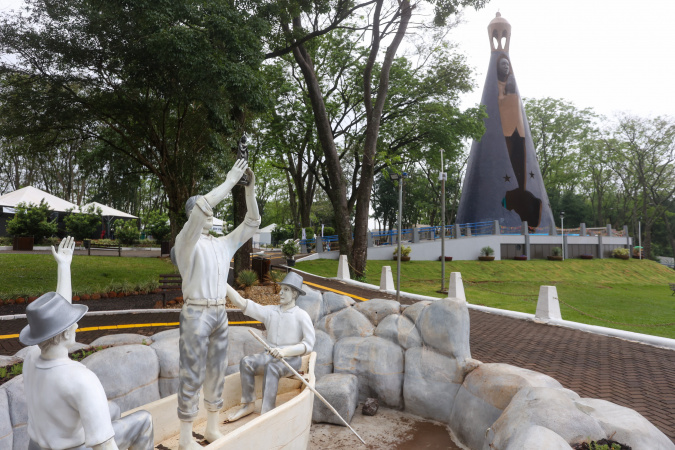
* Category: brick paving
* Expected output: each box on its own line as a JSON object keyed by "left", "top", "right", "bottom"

{"left": 2, "top": 270, "right": 674, "bottom": 442}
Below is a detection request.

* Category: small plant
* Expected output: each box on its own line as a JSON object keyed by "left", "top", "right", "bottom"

{"left": 143, "top": 211, "right": 171, "bottom": 242}
{"left": 237, "top": 269, "right": 259, "bottom": 288}
{"left": 282, "top": 241, "right": 300, "bottom": 259}
{"left": 266, "top": 270, "right": 286, "bottom": 293}
{"left": 551, "top": 247, "right": 562, "bottom": 256}
{"left": 480, "top": 246, "right": 494, "bottom": 257}
{"left": 113, "top": 219, "right": 140, "bottom": 245}
{"left": 392, "top": 246, "right": 412, "bottom": 257}
{"left": 612, "top": 248, "right": 630, "bottom": 258}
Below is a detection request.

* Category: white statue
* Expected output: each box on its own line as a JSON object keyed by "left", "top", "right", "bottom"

{"left": 225, "top": 272, "right": 315, "bottom": 421}
{"left": 20, "top": 237, "right": 154, "bottom": 450}
{"left": 173, "top": 159, "right": 261, "bottom": 449}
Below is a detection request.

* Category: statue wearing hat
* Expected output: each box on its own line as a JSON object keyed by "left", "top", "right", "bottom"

{"left": 172, "top": 158, "right": 261, "bottom": 449}
{"left": 20, "top": 237, "right": 153, "bottom": 450}
{"left": 224, "top": 272, "right": 315, "bottom": 422}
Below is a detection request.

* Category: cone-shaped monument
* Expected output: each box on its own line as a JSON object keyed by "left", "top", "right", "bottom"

{"left": 456, "top": 13, "right": 555, "bottom": 232}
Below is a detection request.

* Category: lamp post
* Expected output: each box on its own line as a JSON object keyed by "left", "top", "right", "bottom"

{"left": 638, "top": 217, "right": 642, "bottom": 260}
{"left": 440, "top": 149, "right": 447, "bottom": 294}
{"left": 390, "top": 171, "right": 408, "bottom": 303}
{"left": 560, "top": 211, "right": 565, "bottom": 261}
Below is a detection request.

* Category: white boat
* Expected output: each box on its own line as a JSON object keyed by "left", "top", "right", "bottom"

{"left": 124, "top": 352, "right": 316, "bottom": 449}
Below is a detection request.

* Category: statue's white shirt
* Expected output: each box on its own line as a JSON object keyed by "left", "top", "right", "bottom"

{"left": 174, "top": 197, "right": 259, "bottom": 301}
{"left": 23, "top": 347, "right": 114, "bottom": 449}
{"left": 244, "top": 302, "right": 315, "bottom": 352}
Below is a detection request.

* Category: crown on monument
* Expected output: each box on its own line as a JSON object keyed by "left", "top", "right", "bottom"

{"left": 488, "top": 12, "right": 511, "bottom": 53}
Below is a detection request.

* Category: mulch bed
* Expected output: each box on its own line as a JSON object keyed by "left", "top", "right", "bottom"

{"left": 572, "top": 439, "right": 632, "bottom": 449}
{"left": 0, "top": 291, "right": 173, "bottom": 315}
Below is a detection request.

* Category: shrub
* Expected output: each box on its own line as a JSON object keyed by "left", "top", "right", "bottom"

{"left": 393, "top": 245, "right": 412, "bottom": 257}
{"left": 113, "top": 219, "right": 139, "bottom": 245}
{"left": 236, "top": 269, "right": 259, "bottom": 288}
{"left": 551, "top": 247, "right": 562, "bottom": 256}
{"left": 282, "top": 240, "right": 299, "bottom": 258}
{"left": 64, "top": 206, "right": 102, "bottom": 241}
{"left": 6, "top": 200, "right": 58, "bottom": 243}
{"left": 612, "top": 248, "right": 630, "bottom": 258}
{"left": 480, "top": 246, "right": 494, "bottom": 256}
{"left": 322, "top": 226, "right": 335, "bottom": 236}
{"left": 143, "top": 211, "right": 171, "bottom": 242}
{"left": 271, "top": 225, "right": 294, "bottom": 244}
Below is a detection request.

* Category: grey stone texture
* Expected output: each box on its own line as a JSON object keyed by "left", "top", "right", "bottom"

{"left": 296, "top": 285, "right": 324, "bottom": 325}
{"left": 82, "top": 344, "right": 161, "bottom": 413}
{"left": 3, "top": 376, "right": 27, "bottom": 450}
{"left": 450, "top": 384, "right": 503, "bottom": 450}
{"left": 354, "top": 299, "right": 400, "bottom": 326}
{"left": 416, "top": 298, "right": 471, "bottom": 361}
{"left": 495, "top": 425, "right": 571, "bottom": 450}
{"left": 313, "top": 330, "right": 334, "bottom": 378}
{"left": 403, "top": 347, "right": 463, "bottom": 423}
{"left": 463, "top": 363, "right": 562, "bottom": 410}
{"left": 333, "top": 336, "right": 404, "bottom": 409}
{"left": 66, "top": 342, "right": 92, "bottom": 353}
{"left": 224, "top": 327, "right": 266, "bottom": 375}
{"left": 149, "top": 328, "right": 179, "bottom": 342}
{"left": 317, "top": 307, "right": 374, "bottom": 341}
{"left": 374, "top": 314, "right": 422, "bottom": 349}
{"left": 401, "top": 300, "right": 431, "bottom": 324}
{"left": 575, "top": 397, "right": 675, "bottom": 449}
{"left": 362, "top": 398, "right": 379, "bottom": 416}
{"left": 91, "top": 333, "right": 153, "bottom": 347}
{"left": 322, "top": 291, "right": 355, "bottom": 315}
{"left": 150, "top": 333, "right": 180, "bottom": 398}
{"left": 486, "top": 387, "right": 606, "bottom": 448}
{"left": 0, "top": 388, "right": 11, "bottom": 450}
{"left": 312, "top": 373, "right": 359, "bottom": 425}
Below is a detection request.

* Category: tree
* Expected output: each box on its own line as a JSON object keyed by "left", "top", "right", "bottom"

{"left": 6, "top": 200, "right": 58, "bottom": 242}
{"left": 64, "top": 206, "right": 102, "bottom": 241}
{"left": 604, "top": 115, "right": 675, "bottom": 258}
{"left": 523, "top": 97, "right": 599, "bottom": 196}
{"left": 143, "top": 211, "right": 172, "bottom": 242}
{"left": 0, "top": 0, "right": 270, "bottom": 239}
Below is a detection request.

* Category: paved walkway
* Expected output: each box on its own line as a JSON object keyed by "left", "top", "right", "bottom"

{"left": 1, "top": 271, "right": 673, "bottom": 442}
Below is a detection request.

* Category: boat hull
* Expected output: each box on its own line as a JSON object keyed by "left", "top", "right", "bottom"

{"left": 124, "top": 352, "right": 316, "bottom": 449}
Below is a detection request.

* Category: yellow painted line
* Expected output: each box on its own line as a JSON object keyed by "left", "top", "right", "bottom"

{"left": 0, "top": 334, "right": 19, "bottom": 339}
{"left": 231, "top": 321, "right": 261, "bottom": 325}
{"left": 303, "top": 280, "right": 368, "bottom": 302}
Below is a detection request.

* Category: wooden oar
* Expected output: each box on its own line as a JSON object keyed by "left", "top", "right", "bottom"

{"left": 248, "top": 329, "right": 366, "bottom": 445}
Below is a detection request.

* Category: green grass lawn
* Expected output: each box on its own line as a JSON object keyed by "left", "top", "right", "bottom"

{"left": 0, "top": 254, "right": 176, "bottom": 298}
{"left": 295, "top": 258, "right": 675, "bottom": 339}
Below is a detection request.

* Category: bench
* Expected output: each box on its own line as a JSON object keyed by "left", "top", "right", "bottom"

{"left": 159, "top": 273, "right": 182, "bottom": 306}
{"left": 670, "top": 283, "right": 675, "bottom": 296}
{"left": 87, "top": 243, "right": 121, "bottom": 257}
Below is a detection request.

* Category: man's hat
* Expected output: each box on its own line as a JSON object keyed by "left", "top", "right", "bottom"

{"left": 279, "top": 272, "right": 306, "bottom": 296}
{"left": 19, "top": 292, "right": 88, "bottom": 346}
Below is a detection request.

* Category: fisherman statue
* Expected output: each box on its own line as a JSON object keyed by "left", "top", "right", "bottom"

{"left": 224, "top": 272, "right": 315, "bottom": 421}
{"left": 21, "top": 237, "right": 154, "bottom": 450}
{"left": 173, "top": 158, "right": 261, "bottom": 449}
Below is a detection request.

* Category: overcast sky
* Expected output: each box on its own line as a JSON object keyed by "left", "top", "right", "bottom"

{"left": 448, "top": 0, "right": 675, "bottom": 118}
{"left": 1, "top": 0, "right": 672, "bottom": 119}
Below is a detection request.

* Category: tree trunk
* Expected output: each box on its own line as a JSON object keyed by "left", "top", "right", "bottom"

{"left": 662, "top": 211, "right": 675, "bottom": 259}
{"left": 233, "top": 184, "right": 252, "bottom": 275}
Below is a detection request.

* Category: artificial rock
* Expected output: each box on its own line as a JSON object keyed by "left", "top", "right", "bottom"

{"left": 317, "top": 307, "right": 374, "bottom": 341}
{"left": 403, "top": 347, "right": 464, "bottom": 423}
{"left": 90, "top": 333, "right": 153, "bottom": 347}
{"left": 296, "top": 285, "right": 325, "bottom": 325}
{"left": 313, "top": 330, "right": 335, "bottom": 378}
{"left": 450, "top": 384, "right": 504, "bottom": 450}
{"left": 150, "top": 334, "right": 180, "bottom": 398}
{"left": 416, "top": 298, "right": 471, "bottom": 361}
{"left": 354, "top": 299, "right": 401, "bottom": 326}
{"left": 82, "top": 344, "right": 161, "bottom": 413}
{"left": 401, "top": 301, "right": 431, "bottom": 324}
{"left": 3, "top": 376, "right": 27, "bottom": 450}
{"left": 322, "top": 291, "right": 355, "bottom": 315}
{"left": 374, "top": 314, "right": 422, "bottom": 349}
{"left": 495, "top": 425, "right": 571, "bottom": 450}
{"left": 333, "top": 336, "right": 404, "bottom": 409}
{"left": 312, "top": 373, "right": 359, "bottom": 425}
{"left": 0, "top": 387, "right": 11, "bottom": 450}
{"left": 224, "top": 327, "right": 266, "bottom": 375}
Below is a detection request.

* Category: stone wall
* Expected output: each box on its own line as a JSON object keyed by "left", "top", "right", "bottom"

{"left": 1, "top": 283, "right": 673, "bottom": 449}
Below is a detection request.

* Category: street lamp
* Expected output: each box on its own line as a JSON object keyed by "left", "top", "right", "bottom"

{"left": 390, "top": 171, "right": 408, "bottom": 303}
{"left": 560, "top": 211, "right": 565, "bottom": 261}
{"left": 439, "top": 149, "right": 447, "bottom": 294}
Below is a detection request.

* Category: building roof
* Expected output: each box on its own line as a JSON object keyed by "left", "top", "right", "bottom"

{"left": 80, "top": 202, "right": 138, "bottom": 219}
{"left": 0, "top": 186, "right": 78, "bottom": 213}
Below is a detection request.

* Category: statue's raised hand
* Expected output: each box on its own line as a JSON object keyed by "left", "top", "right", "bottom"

{"left": 226, "top": 159, "right": 248, "bottom": 186}
{"left": 244, "top": 168, "right": 256, "bottom": 194}
{"left": 51, "top": 236, "right": 75, "bottom": 266}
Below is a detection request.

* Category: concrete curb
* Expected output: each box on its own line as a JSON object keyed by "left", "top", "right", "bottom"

{"left": 0, "top": 307, "right": 253, "bottom": 321}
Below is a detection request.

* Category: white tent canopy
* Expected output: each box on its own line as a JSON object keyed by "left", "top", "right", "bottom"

{"left": 0, "top": 186, "right": 77, "bottom": 213}
{"left": 80, "top": 202, "right": 137, "bottom": 219}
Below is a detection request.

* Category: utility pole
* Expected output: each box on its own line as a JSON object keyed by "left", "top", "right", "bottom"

{"left": 440, "top": 149, "right": 447, "bottom": 293}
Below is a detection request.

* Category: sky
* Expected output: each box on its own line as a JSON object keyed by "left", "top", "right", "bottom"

{"left": 447, "top": 0, "right": 675, "bottom": 118}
